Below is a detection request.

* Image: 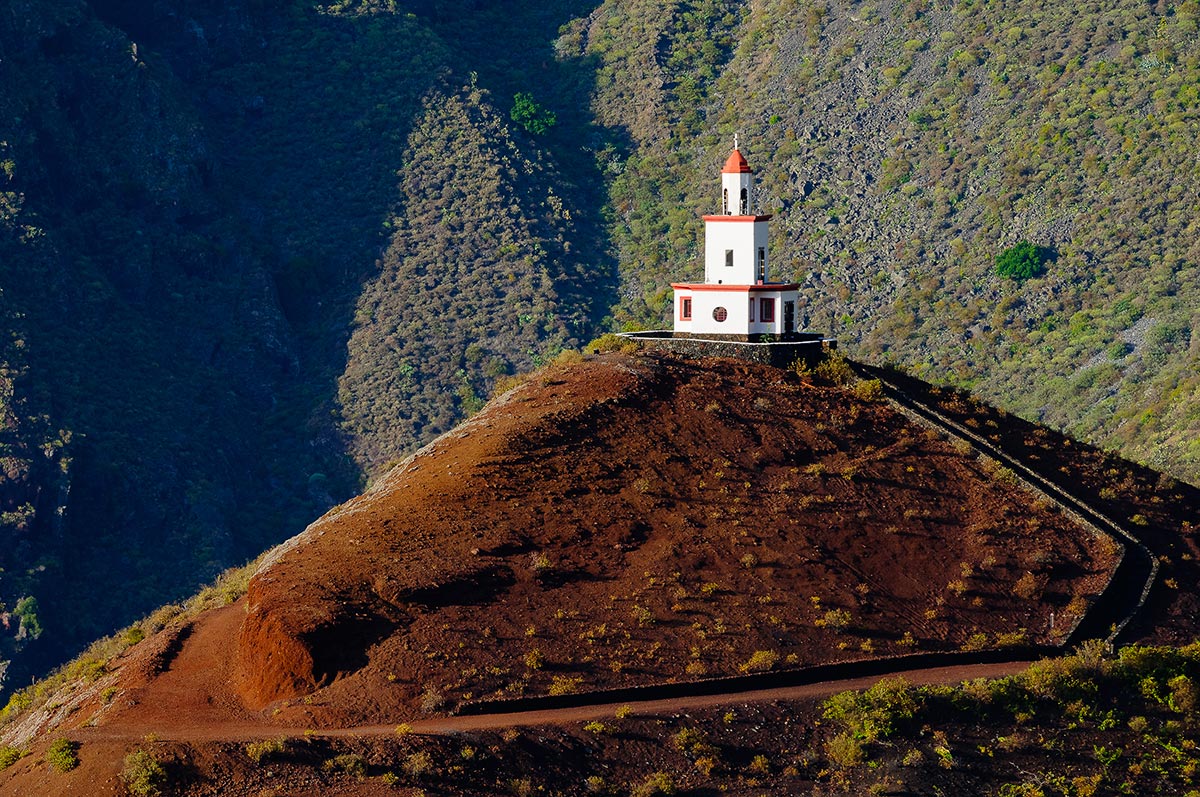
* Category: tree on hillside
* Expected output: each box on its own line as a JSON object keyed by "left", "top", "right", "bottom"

{"left": 995, "top": 241, "right": 1052, "bottom": 282}
{"left": 510, "top": 92, "right": 557, "bottom": 135}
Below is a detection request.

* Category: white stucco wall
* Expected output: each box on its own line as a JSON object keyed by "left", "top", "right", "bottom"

{"left": 675, "top": 288, "right": 800, "bottom": 335}
{"left": 703, "top": 219, "right": 768, "bottom": 284}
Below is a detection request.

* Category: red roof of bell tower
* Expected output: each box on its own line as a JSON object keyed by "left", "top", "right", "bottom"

{"left": 722, "top": 148, "right": 752, "bottom": 174}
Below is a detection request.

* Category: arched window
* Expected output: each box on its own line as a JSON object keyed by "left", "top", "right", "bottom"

{"left": 722, "top": 188, "right": 729, "bottom": 215}
{"left": 739, "top": 187, "right": 748, "bottom": 215}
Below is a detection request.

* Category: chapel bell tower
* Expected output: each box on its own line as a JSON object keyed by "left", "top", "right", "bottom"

{"left": 671, "top": 139, "right": 800, "bottom": 338}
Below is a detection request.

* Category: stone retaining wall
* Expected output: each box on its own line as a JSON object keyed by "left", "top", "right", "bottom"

{"left": 617, "top": 331, "right": 836, "bottom": 368}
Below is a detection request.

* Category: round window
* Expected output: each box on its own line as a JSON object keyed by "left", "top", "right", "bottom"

{"left": 713, "top": 306, "right": 728, "bottom": 322}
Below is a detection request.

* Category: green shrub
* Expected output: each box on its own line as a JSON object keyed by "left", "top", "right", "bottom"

{"left": 672, "top": 726, "right": 717, "bottom": 758}
{"left": 510, "top": 92, "right": 557, "bottom": 135}
{"left": 45, "top": 738, "right": 78, "bottom": 772}
{"left": 813, "top": 352, "right": 854, "bottom": 386}
{"left": 995, "top": 241, "right": 1051, "bottom": 281}
{"left": 1168, "top": 674, "right": 1199, "bottom": 715}
{"left": 0, "top": 746, "right": 23, "bottom": 770}
{"left": 586, "top": 333, "right": 638, "bottom": 354}
{"left": 740, "top": 650, "right": 779, "bottom": 672}
{"left": 323, "top": 753, "right": 367, "bottom": 779}
{"left": 12, "top": 596, "right": 42, "bottom": 640}
{"left": 120, "top": 749, "right": 167, "bottom": 797}
{"left": 404, "top": 750, "right": 433, "bottom": 777}
{"left": 825, "top": 732, "right": 864, "bottom": 768}
{"left": 548, "top": 675, "right": 583, "bottom": 696}
{"left": 631, "top": 771, "right": 676, "bottom": 796}
{"left": 853, "top": 379, "right": 884, "bottom": 402}
{"left": 817, "top": 608, "right": 852, "bottom": 629}
{"left": 419, "top": 686, "right": 445, "bottom": 713}
{"left": 823, "top": 677, "right": 920, "bottom": 742}
{"left": 244, "top": 736, "right": 285, "bottom": 763}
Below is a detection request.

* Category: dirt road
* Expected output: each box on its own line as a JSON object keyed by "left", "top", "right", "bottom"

{"left": 73, "top": 658, "right": 1030, "bottom": 743}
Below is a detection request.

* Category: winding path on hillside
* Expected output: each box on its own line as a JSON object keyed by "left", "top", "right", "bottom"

{"left": 337, "top": 659, "right": 1033, "bottom": 736}
{"left": 71, "top": 658, "right": 1032, "bottom": 743}
{"left": 854, "top": 362, "right": 1158, "bottom": 646}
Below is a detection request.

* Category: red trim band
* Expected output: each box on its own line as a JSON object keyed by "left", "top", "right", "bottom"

{"left": 702, "top": 214, "right": 773, "bottom": 222}
{"left": 672, "top": 282, "right": 799, "bottom": 292}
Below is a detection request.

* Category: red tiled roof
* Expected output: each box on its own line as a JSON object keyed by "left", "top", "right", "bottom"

{"left": 722, "top": 148, "right": 752, "bottom": 174}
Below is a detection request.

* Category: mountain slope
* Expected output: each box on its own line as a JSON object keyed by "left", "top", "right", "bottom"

{"left": 337, "top": 82, "right": 595, "bottom": 471}
{"left": 568, "top": 0, "right": 1200, "bottom": 482}
{"left": 2, "top": 0, "right": 1198, "bottom": 701}
{"left": 0, "top": 0, "right": 612, "bottom": 687}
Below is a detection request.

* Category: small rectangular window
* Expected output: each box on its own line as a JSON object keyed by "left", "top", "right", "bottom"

{"left": 680, "top": 297, "right": 692, "bottom": 320}
{"left": 748, "top": 296, "right": 755, "bottom": 322}
{"left": 757, "top": 247, "right": 766, "bottom": 281}
{"left": 759, "top": 298, "right": 775, "bottom": 322}
{"left": 725, "top": 249, "right": 734, "bottom": 267}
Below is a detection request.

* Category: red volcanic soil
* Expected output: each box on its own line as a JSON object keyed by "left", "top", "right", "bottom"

{"left": 227, "top": 353, "right": 1116, "bottom": 727}
{"left": 870, "top": 366, "right": 1200, "bottom": 645}
{"left": 1, "top": 351, "right": 1183, "bottom": 796}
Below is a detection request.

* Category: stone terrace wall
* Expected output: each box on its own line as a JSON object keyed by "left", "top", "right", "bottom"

{"left": 616, "top": 331, "right": 836, "bottom": 369}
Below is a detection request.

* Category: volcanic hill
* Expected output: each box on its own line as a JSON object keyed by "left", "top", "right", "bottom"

{"left": 8, "top": 350, "right": 1200, "bottom": 795}
{"left": 233, "top": 352, "right": 1120, "bottom": 726}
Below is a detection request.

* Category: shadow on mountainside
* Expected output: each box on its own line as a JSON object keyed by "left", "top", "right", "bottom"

{"left": 0, "top": 0, "right": 623, "bottom": 694}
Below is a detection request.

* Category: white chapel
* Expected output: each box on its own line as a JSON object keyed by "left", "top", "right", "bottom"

{"left": 672, "top": 143, "right": 800, "bottom": 337}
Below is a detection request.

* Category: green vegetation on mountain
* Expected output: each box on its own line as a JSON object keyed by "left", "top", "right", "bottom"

{"left": 338, "top": 81, "right": 592, "bottom": 470}
{"left": 809, "top": 642, "right": 1200, "bottom": 795}
{"left": 995, "top": 240, "right": 1052, "bottom": 282}
{"left": 510, "top": 92, "right": 559, "bottom": 135}
{"left": 567, "top": 0, "right": 1200, "bottom": 483}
